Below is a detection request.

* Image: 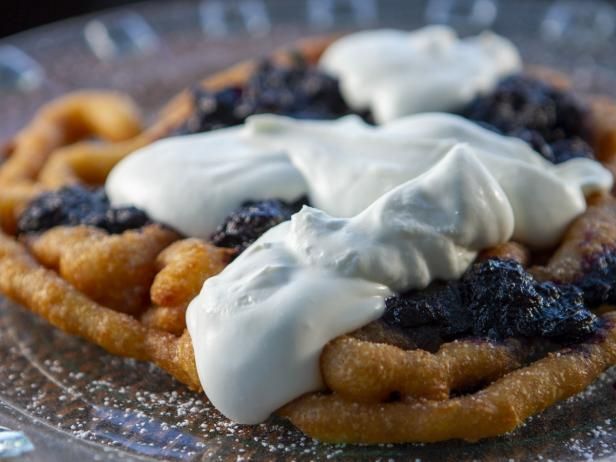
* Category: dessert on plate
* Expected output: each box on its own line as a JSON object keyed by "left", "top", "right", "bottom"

{"left": 1, "top": 25, "right": 616, "bottom": 444}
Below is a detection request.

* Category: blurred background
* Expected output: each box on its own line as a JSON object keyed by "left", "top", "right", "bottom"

{"left": 1, "top": 0, "right": 147, "bottom": 37}
{"left": 1, "top": 0, "right": 616, "bottom": 140}
{"left": 3, "top": 0, "right": 616, "bottom": 37}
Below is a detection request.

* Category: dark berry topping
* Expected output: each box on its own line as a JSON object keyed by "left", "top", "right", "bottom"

{"left": 463, "top": 259, "right": 597, "bottom": 341}
{"left": 176, "top": 57, "right": 350, "bottom": 135}
{"left": 238, "top": 58, "right": 349, "bottom": 120}
{"left": 210, "top": 197, "right": 307, "bottom": 253}
{"left": 382, "top": 281, "right": 469, "bottom": 338}
{"left": 17, "top": 185, "right": 150, "bottom": 235}
{"left": 461, "top": 75, "right": 594, "bottom": 164}
{"left": 576, "top": 251, "right": 616, "bottom": 307}
{"left": 178, "top": 87, "right": 243, "bottom": 134}
{"left": 383, "top": 259, "right": 599, "bottom": 343}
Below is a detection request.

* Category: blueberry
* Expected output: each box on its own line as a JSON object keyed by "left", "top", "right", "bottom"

{"left": 382, "top": 281, "right": 470, "bottom": 337}
{"left": 383, "top": 259, "right": 599, "bottom": 343}
{"left": 461, "top": 75, "right": 594, "bottom": 164}
{"left": 237, "top": 58, "right": 349, "bottom": 120}
{"left": 175, "top": 57, "right": 351, "bottom": 136}
{"left": 463, "top": 259, "right": 598, "bottom": 342}
{"left": 576, "top": 251, "right": 616, "bottom": 307}
{"left": 210, "top": 197, "right": 307, "bottom": 253}
{"left": 175, "top": 87, "right": 243, "bottom": 135}
{"left": 17, "top": 185, "right": 150, "bottom": 235}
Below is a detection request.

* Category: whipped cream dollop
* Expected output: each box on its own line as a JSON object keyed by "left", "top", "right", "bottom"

{"left": 187, "top": 145, "right": 515, "bottom": 423}
{"left": 106, "top": 114, "right": 611, "bottom": 248}
{"left": 106, "top": 126, "right": 306, "bottom": 238}
{"left": 106, "top": 112, "right": 612, "bottom": 424}
{"left": 246, "top": 114, "right": 612, "bottom": 248}
{"left": 185, "top": 115, "right": 611, "bottom": 424}
{"left": 319, "top": 26, "right": 522, "bottom": 123}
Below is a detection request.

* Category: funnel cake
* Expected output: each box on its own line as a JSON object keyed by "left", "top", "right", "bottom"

{"left": 0, "top": 33, "right": 615, "bottom": 444}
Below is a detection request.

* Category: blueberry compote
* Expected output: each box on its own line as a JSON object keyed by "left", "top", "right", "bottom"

{"left": 461, "top": 75, "right": 595, "bottom": 164}
{"left": 176, "top": 56, "right": 351, "bottom": 135}
{"left": 17, "top": 185, "right": 150, "bottom": 235}
{"left": 210, "top": 197, "right": 308, "bottom": 253}
{"left": 576, "top": 251, "right": 616, "bottom": 307}
{"left": 383, "top": 259, "right": 601, "bottom": 343}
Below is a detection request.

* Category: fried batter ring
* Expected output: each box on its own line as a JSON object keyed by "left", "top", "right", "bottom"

{"left": 281, "top": 312, "right": 616, "bottom": 443}
{"left": 37, "top": 135, "right": 152, "bottom": 188}
{"left": 0, "top": 92, "right": 143, "bottom": 231}
{"left": 32, "top": 93, "right": 190, "bottom": 189}
{"left": 142, "top": 239, "right": 233, "bottom": 335}
{"left": 321, "top": 336, "right": 525, "bottom": 402}
{"left": 0, "top": 91, "right": 141, "bottom": 185}
{"left": 25, "top": 225, "right": 178, "bottom": 315}
{"left": 531, "top": 195, "right": 616, "bottom": 282}
{"left": 141, "top": 305, "right": 187, "bottom": 337}
{"left": 151, "top": 238, "right": 234, "bottom": 307}
{"left": 0, "top": 230, "right": 200, "bottom": 390}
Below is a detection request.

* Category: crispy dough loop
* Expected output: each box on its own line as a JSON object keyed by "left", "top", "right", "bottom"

{"left": 151, "top": 238, "right": 234, "bottom": 307}
{"left": 34, "top": 93, "right": 196, "bottom": 189}
{"left": 141, "top": 305, "right": 187, "bottom": 336}
{"left": 0, "top": 91, "right": 142, "bottom": 185}
{"left": 0, "top": 91, "right": 143, "bottom": 232}
{"left": 281, "top": 312, "right": 616, "bottom": 444}
{"left": 25, "top": 225, "right": 178, "bottom": 315}
{"left": 0, "top": 230, "right": 201, "bottom": 390}
{"left": 143, "top": 239, "right": 233, "bottom": 335}
{"left": 37, "top": 135, "right": 152, "bottom": 188}
{"left": 531, "top": 196, "right": 616, "bottom": 282}
{"left": 321, "top": 336, "right": 525, "bottom": 402}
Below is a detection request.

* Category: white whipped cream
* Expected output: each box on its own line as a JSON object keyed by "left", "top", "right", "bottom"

{"left": 319, "top": 26, "right": 522, "bottom": 123}
{"left": 246, "top": 114, "right": 612, "bottom": 248}
{"left": 105, "top": 126, "right": 307, "bottom": 238}
{"left": 106, "top": 113, "right": 613, "bottom": 424}
{"left": 187, "top": 145, "right": 515, "bottom": 423}
{"left": 107, "top": 114, "right": 611, "bottom": 248}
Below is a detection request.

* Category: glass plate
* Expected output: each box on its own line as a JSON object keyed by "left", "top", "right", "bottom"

{"left": 1, "top": 1, "right": 615, "bottom": 460}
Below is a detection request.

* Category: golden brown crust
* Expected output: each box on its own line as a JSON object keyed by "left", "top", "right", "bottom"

{"left": 0, "top": 230, "right": 201, "bottom": 389}
{"left": 141, "top": 305, "right": 187, "bottom": 336}
{"left": 0, "top": 182, "right": 45, "bottom": 234}
{"left": 0, "top": 91, "right": 141, "bottom": 185}
{"left": 151, "top": 238, "right": 233, "bottom": 307}
{"left": 321, "top": 336, "right": 524, "bottom": 402}
{"left": 531, "top": 195, "right": 616, "bottom": 282}
{"left": 142, "top": 238, "right": 233, "bottom": 336}
{"left": 25, "top": 225, "right": 178, "bottom": 315}
{"left": 281, "top": 313, "right": 616, "bottom": 443}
